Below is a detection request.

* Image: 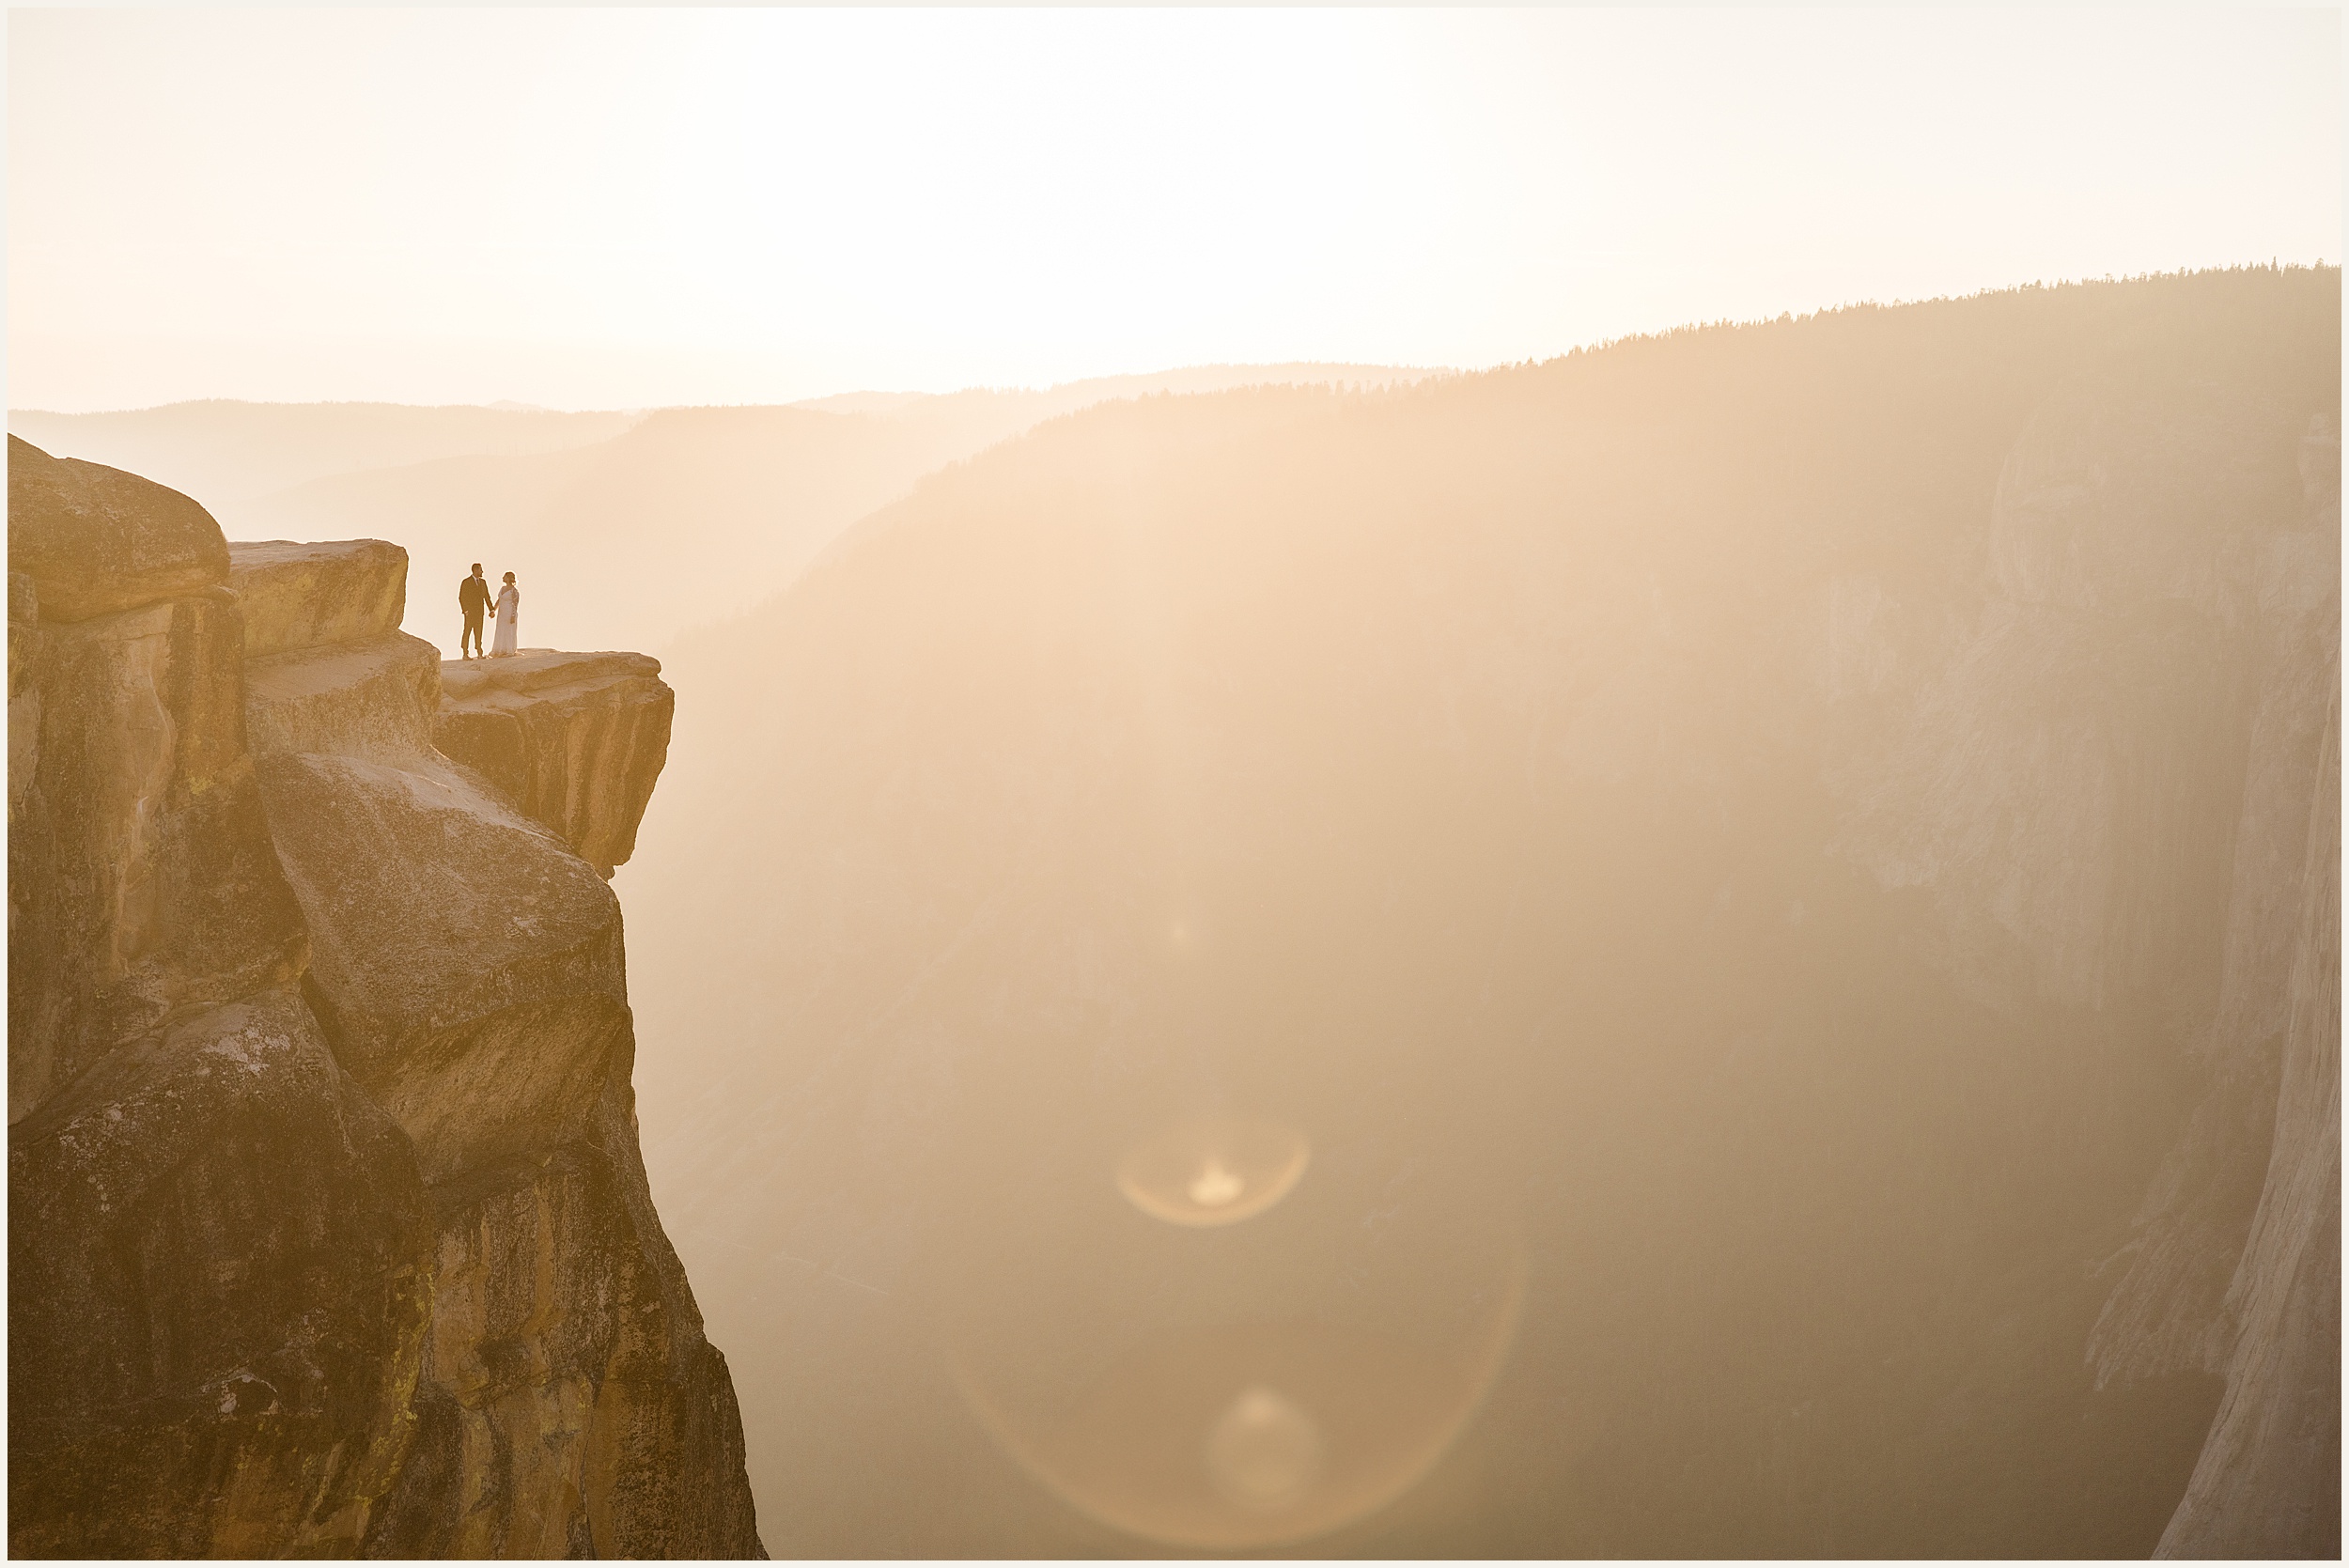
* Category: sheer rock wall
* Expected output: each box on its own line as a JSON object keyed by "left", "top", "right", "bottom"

{"left": 6, "top": 434, "right": 761, "bottom": 1558}
{"left": 1829, "top": 382, "right": 2341, "bottom": 1556}
{"left": 2155, "top": 664, "right": 2341, "bottom": 1558}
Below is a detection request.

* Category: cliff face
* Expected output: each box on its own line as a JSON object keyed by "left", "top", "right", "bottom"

{"left": 7, "top": 437, "right": 761, "bottom": 1557}
{"left": 436, "top": 650, "right": 676, "bottom": 879}
{"left": 2143, "top": 435, "right": 2341, "bottom": 1559}
{"left": 1827, "top": 376, "right": 2342, "bottom": 1558}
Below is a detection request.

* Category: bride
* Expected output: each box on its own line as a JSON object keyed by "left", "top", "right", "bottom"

{"left": 491, "top": 571, "right": 521, "bottom": 657}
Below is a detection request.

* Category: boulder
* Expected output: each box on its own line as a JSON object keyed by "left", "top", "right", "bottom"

{"left": 257, "top": 748, "right": 629, "bottom": 1184}
{"left": 436, "top": 650, "right": 676, "bottom": 876}
{"left": 226, "top": 539, "right": 408, "bottom": 658}
{"left": 244, "top": 631, "right": 443, "bottom": 762}
{"left": 8, "top": 435, "right": 229, "bottom": 623}
{"left": 239, "top": 582, "right": 632, "bottom": 1184}
{"left": 8, "top": 990, "right": 433, "bottom": 1557}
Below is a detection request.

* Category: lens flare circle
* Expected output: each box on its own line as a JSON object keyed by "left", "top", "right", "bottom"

{"left": 1206, "top": 1384, "right": 1324, "bottom": 1510}
{"left": 1116, "top": 1119, "right": 1310, "bottom": 1227}
{"left": 947, "top": 1263, "right": 1527, "bottom": 1551}
{"left": 940, "top": 1114, "right": 1526, "bottom": 1552}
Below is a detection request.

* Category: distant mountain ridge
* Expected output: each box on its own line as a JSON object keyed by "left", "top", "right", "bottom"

{"left": 788, "top": 362, "right": 1434, "bottom": 419}
{"left": 8, "top": 364, "right": 1437, "bottom": 658}
{"left": 4, "top": 399, "right": 643, "bottom": 509}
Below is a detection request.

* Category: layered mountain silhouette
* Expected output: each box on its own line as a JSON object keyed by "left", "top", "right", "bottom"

{"left": 9, "top": 365, "right": 1429, "bottom": 657}
{"left": 3, "top": 399, "right": 640, "bottom": 510}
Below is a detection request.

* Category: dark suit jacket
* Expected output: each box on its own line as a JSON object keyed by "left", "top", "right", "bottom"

{"left": 459, "top": 575, "right": 493, "bottom": 615}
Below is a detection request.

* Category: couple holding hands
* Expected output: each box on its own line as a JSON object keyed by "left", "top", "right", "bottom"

{"left": 457, "top": 564, "right": 521, "bottom": 659}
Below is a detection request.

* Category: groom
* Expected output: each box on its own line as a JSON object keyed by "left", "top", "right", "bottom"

{"left": 458, "top": 563, "right": 493, "bottom": 659}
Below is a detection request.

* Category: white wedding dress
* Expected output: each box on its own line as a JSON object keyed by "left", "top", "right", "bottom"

{"left": 491, "top": 584, "right": 520, "bottom": 656}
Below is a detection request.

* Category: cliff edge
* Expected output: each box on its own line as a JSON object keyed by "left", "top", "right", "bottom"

{"left": 7, "top": 436, "right": 763, "bottom": 1557}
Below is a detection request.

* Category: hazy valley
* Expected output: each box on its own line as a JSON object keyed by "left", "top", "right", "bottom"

{"left": 14, "top": 5, "right": 2338, "bottom": 1558}
{"left": 618, "top": 267, "right": 2341, "bottom": 1554}
{"left": 10, "top": 365, "right": 1430, "bottom": 659}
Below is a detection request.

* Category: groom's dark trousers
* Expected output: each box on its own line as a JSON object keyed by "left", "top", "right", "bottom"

{"left": 459, "top": 573, "right": 491, "bottom": 657}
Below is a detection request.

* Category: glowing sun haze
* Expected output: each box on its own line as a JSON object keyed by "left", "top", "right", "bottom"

{"left": 8, "top": 8, "right": 2340, "bottom": 412}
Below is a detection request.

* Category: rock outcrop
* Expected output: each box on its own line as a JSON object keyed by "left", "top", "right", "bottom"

{"left": 228, "top": 538, "right": 408, "bottom": 659}
{"left": 7, "top": 441, "right": 761, "bottom": 1557}
{"left": 8, "top": 438, "right": 230, "bottom": 622}
{"left": 436, "top": 650, "right": 675, "bottom": 877}
{"left": 7, "top": 439, "right": 311, "bottom": 1122}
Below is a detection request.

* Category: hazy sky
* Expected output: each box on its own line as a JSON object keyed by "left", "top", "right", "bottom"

{"left": 8, "top": 8, "right": 2341, "bottom": 411}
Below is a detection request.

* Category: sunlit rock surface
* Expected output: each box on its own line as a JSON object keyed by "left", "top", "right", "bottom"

{"left": 7, "top": 441, "right": 307, "bottom": 1120}
{"left": 256, "top": 746, "right": 630, "bottom": 1183}
{"left": 8, "top": 433, "right": 228, "bottom": 621}
{"left": 241, "top": 550, "right": 758, "bottom": 1555}
{"left": 436, "top": 648, "right": 675, "bottom": 876}
{"left": 7, "top": 439, "right": 760, "bottom": 1557}
{"left": 242, "top": 630, "right": 442, "bottom": 761}
{"left": 244, "top": 628, "right": 628, "bottom": 1183}
{"left": 7, "top": 442, "right": 412, "bottom": 1552}
{"left": 227, "top": 537, "right": 407, "bottom": 658}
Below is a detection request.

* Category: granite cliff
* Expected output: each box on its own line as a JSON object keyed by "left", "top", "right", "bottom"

{"left": 7, "top": 435, "right": 761, "bottom": 1557}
